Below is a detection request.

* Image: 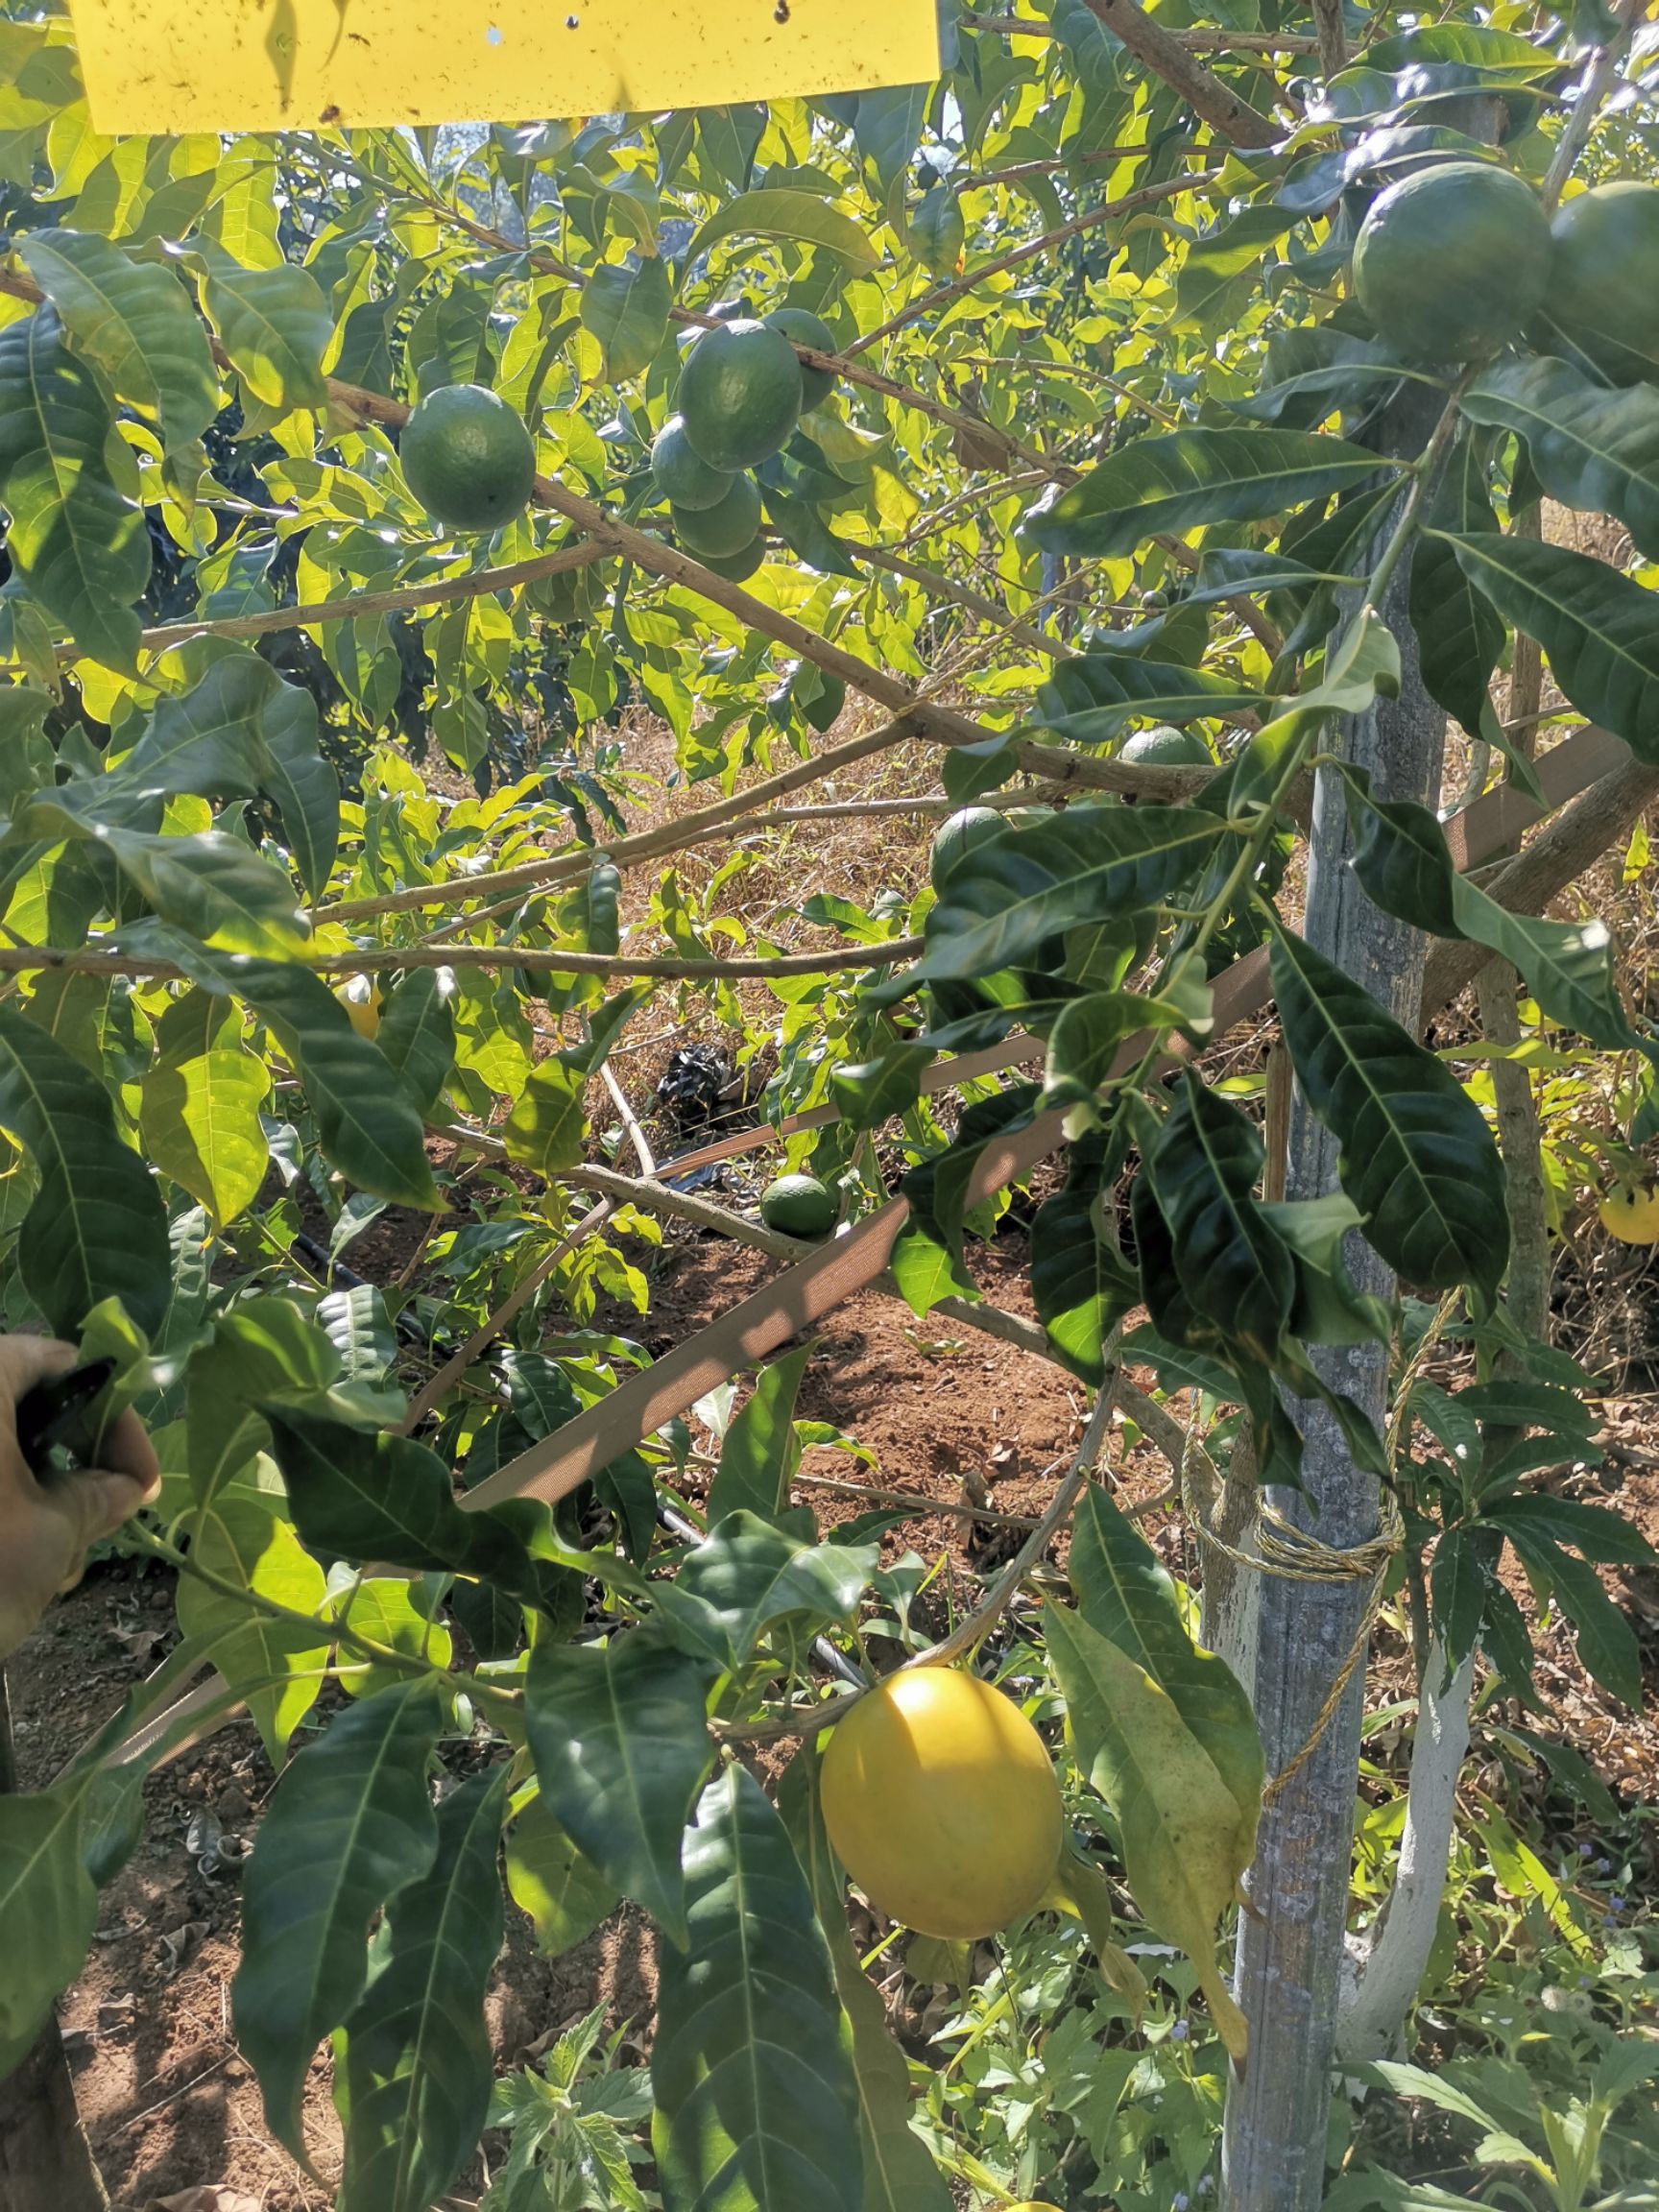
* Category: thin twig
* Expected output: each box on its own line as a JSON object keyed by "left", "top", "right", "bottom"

{"left": 602, "top": 1063, "right": 656, "bottom": 1178}
{"left": 6, "top": 541, "right": 605, "bottom": 668}
{"left": 722, "top": 1376, "right": 1120, "bottom": 1743}
{"left": 399, "top": 1201, "right": 614, "bottom": 1433}
{"left": 842, "top": 174, "right": 1220, "bottom": 358}
{"left": 1541, "top": 0, "right": 1647, "bottom": 209}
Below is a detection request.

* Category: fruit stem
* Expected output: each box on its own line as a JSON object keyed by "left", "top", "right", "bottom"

{"left": 1362, "top": 379, "right": 1471, "bottom": 613}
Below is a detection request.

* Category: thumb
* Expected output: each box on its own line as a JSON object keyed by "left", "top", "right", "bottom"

{"left": 61, "top": 1467, "right": 156, "bottom": 1551}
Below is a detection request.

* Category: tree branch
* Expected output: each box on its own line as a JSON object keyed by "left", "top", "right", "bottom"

{"left": 0, "top": 935, "right": 924, "bottom": 983}
{"left": 964, "top": 15, "right": 1317, "bottom": 52}
{"left": 1423, "top": 756, "right": 1659, "bottom": 1010}
{"left": 1078, "top": 0, "right": 1281, "bottom": 147}
{"left": 1310, "top": 0, "right": 1348, "bottom": 81}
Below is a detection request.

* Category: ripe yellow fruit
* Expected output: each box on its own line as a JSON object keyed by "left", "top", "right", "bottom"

{"left": 1599, "top": 1186, "right": 1659, "bottom": 1244}
{"left": 334, "top": 978, "right": 379, "bottom": 1040}
{"left": 820, "top": 1666, "right": 1063, "bottom": 1940}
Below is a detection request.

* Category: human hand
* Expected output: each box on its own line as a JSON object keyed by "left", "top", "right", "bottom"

{"left": 0, "top": 1338, "right": 159, "bottom": 1660}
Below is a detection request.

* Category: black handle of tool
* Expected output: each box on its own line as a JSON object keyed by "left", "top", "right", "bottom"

{"left": 14, "top": 1359, "right": 117, "bottom": 1480}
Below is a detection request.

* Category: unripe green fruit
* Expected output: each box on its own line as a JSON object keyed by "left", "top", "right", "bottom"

{"left": 1117, "top": 724, "right": 1213, "bottom": 768}
{"left": 679, "top": 320, "right": 805, "bottom": 471}
{"left": 400, "top": 383, "right": 536, "bottom": 533}
{"left": 698, "top": 539, "right": 768, "bottom": 581}
{"left": 763, "top": 307, "right": 840, "bottom": 409}
{"left": 672, "top": 473, "right": 764, "bottom": 559}
{"left": 652, "top": 416, "right": 734, "bottom": 511}
{"left": 930, "top": 805, "right": 1004, "bottom": 891}
{"left": 1537, "top": 181, "right": 1659, "bottom": 386}
{"left": 1352, "top": 161, "right": 1551, "bottom": 361}
{"left": 758, "top": 1173, "right": 837, "bottom": 1238}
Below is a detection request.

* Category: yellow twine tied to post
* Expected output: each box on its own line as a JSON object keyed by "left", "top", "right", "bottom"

{"left": 1180, "top": 1434, "right": 1407, "bottom": 1809}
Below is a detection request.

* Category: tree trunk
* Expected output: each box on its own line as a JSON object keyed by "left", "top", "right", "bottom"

{"left": 1221, "top": 384, "right": 1450, "bottom": 2211}
{"left": 1334, "top": 1647, "right": 1476, "bottom": 2061}
{"left": 0, "top": 1670, "right": 108, "bottom": 2212}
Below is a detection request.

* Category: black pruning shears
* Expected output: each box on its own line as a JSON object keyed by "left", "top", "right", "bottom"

{"left": 15, "top": 1358, "right": 117, "bottom": 1481}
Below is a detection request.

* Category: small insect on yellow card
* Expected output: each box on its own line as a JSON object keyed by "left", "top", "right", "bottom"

{"left": 66, "top": 0, "right": 943, "bottom": 134}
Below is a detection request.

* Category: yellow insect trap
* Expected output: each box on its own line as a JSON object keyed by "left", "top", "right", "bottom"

{"left": 65, "top": 0, "right": 943, "bottom": 134}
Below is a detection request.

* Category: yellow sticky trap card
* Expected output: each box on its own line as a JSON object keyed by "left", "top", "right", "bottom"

{"left": 67, "top": 0, "right": 943, "bottom": 134}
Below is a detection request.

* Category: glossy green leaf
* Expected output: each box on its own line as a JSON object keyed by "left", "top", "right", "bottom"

{"left": 1023, "top": 429, "right": 1400, "bottom": 559}
{"left": 685, "top": 189, "right": 880, "bottom": 273}
{"left": 1029, "top": 1140, "right": 1138, "bottom": 1383}
{"left": 1346, "top": 781, "right": 1639, "bottom": 1049}
{"left": 708, "top": 1344, "right": 812, "bottom": 1525}
{"left": 0, "top": 309, "right": 151, "bottom": 670}
{"left": 831, "top": 1041, "right": 935, "bottom": 1129}
{"left": 0, "top": 1002, "right": 169, "bottom": 1335}
{"left": 581, "top": 254, "right": 673, "bottom": 382}
{"left": 182, "top": 954, "right": 439, "bottom": 1208}
{"left": 234, "top": 1677, "right": 445, "bottom": 2155}
{"left": 0, "top": 1787, "right": 96, "bottom": 2074}
{"left": 19, "top": 228, "right": 219, "bottom": 450}
{"left": 0, "top": 683, "right": 55, "bottom": 812}
{"left": 1407, "top": 433, "right": 1504, "bottom": 740}
{"left": 1043, "top": 984, "right": 1205, "bottom": 1118}
{"left": 1504, "top": 1532, "right": 1643, "bottom": 1709}
{"left": 333, "top": 1575, "right": 452, "bottom": 1696}
{"left": 659, "top": 1510, "right": 878, "bottom": 1670}
{"left": 504, "top": 1791, "right": 619, "bottom": 1957}
{"left": 139, "top": 990, "right": 270, "bottom": 1226}
{"left": 95, "top": 825, "right": 306, "bottom": 954}
{"left": 524, "top": 1634, "right": 716, "bottom": 1944}
{"left": 374, "top": 967, "right": 457, "bottom": 1115}
{"left": 1035, "top": 651, "right": 1270, "bottom": 742}
{"left": 1432, "top": 530, "right": 1659, "bottom": 762}
{"left": 200, "top": 257, "right": 332, "bottom": 411}
{"left": 653, "top": 1762, "right": 862, "bottom": 2212}
{"left": 1174, "top": 207, "right": 1292, "bottom": 331}
{"left": 1046, "top": 1601, "right": 1249, "bottom": 2061}
{"left": 338, "top": 1767, "right": 508, "bottom": 2212}
{"left": 1480, "top": 1492, "right": 1655, "bottom": 1565}
{"left": 1270, "top": 926, "right": 1509, "bottom": 1299}
{"left": 1070, "top": 1484, "right": 1262, "bottom": 1832}
{"left": 1460, "top": 355, "right": 1659, "bottom": 560}
{"left": 918, "top": 805, "right": 1224, "bottom": 981}
{"left": 505, "top": 983, "right": 652, "bottom": 1175}
{"left": 1142, "top": 1071, "right": 1293, "bottom": 1363}
{"left": 121, "top": 650, "right": 339, "bottom": 899}
{"left": 1230, "top": 329, "right": 1420, "bottom": 426}
{"left": 262, "top": 1405, "right": 580, "bottom": 1623}
{"left": 887, "top": 1216, "right": 979, "bottom": 1316}
{"left": 176, "top": 1480, "right": 331, "bottom": 1758}
{"left": 780, "top": 1750, "right": 953, "bottom": 2212}
{"left": 1262, "top": 1191, "right": 1394, "bottom": 1353}
{"left": 905, "top": 180, "right": 965, "bottom": 279}
{"left": 1429, "top": 1527, "right": 1488, "bottom": 1678}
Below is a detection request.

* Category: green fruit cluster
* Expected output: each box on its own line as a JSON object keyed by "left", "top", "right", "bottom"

{"left": 1353, "top": 163, "right": 1659, "bottom": 382}
{"left": 651, "top": 308, "right": 843, "bottom": 582}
